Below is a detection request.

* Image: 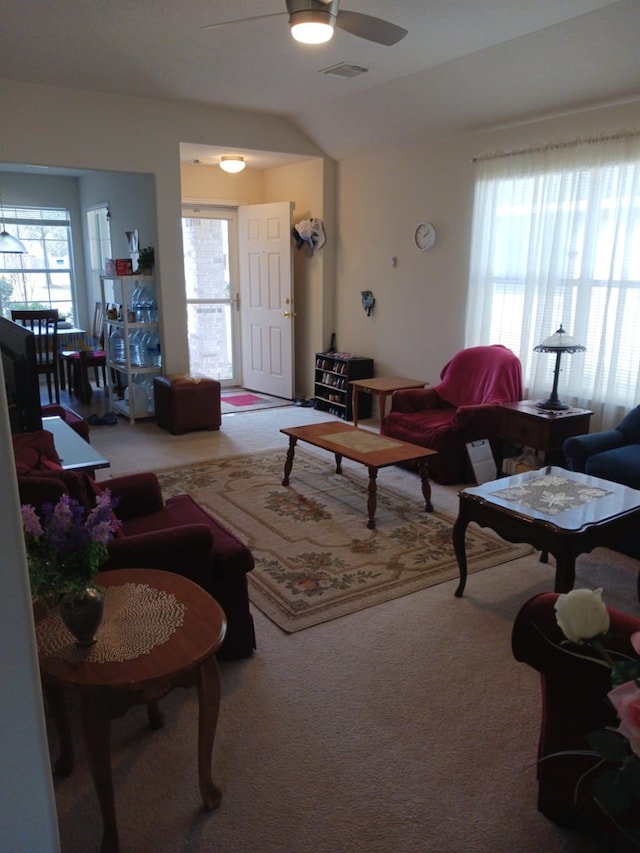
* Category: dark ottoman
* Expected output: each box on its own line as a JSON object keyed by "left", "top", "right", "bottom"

{"left": 154, "top": 374, "right": 221, "bottom": 435}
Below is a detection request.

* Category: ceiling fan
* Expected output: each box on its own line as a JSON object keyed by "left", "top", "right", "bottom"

{"left": 202, "top": 0, "right": 408, "bottom": 47}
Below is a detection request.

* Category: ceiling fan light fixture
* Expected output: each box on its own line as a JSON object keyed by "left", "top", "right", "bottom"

{"left": 219, "top": 156, "right": 246, "bottom": 174}
{"left": 289, "top": 10, "right": 334, "bottom": 44}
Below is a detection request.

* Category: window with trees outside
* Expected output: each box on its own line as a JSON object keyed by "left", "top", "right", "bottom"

{"left": 0, "top": 206, "right": 76, "bottom": 322}
{"left": 465, "top": 133, "right": 640, "bottom": 432}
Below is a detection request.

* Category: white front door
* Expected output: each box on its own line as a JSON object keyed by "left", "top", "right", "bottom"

{"left": 238, "top": 201, "right": 294, "bottom": 399}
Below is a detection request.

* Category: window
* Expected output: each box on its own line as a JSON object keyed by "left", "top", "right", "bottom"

{"left": 0, "top": 206, "right": 76, "bottom": 322}
{"left": 86, "top": 204, "right": 111, "bottom": 276}
{"left": 465, "top": 134, "right": 640, "bottom": 431}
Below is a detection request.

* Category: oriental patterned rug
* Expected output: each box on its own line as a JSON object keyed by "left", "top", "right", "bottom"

{"left": 156, "top": 451, "right": 532, "bottom": 632}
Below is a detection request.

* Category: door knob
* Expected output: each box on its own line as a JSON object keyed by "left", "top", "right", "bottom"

{"left": 281, "top": 311, "right": 297, "bottom": 318}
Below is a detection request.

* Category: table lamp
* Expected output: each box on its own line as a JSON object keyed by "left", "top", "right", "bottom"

{"left": 533, "top": 324, "right": 586, "bottom": 411}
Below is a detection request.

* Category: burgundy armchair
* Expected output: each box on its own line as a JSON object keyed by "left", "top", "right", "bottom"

{"left": 381, "top": 345, "right": 523, "bottom": 484}
{"left": 17, "top": 468, "right": 255, "bottom": 661}
{"left": 512, "top": 592, "right": 640, "bottom": 849}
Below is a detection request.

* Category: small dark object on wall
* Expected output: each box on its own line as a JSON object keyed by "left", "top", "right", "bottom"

{"left": 361, "top": 291, "right": 375, "bottom": 316}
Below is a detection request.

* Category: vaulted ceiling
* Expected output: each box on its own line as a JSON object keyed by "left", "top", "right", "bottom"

{"left": 1, "top": 0, "right": 638, "bottom": 167}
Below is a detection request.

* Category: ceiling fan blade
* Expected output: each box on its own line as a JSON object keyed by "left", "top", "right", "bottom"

{"left": 335, "top": 10, "right": 407, "bottom": 46}
{"left": 201, "top": 12, "right": 285, "bottom": 32}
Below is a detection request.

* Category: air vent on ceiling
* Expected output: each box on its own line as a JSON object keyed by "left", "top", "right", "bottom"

{"left": 321, "top": 63, "right": 369, "bottom": 79}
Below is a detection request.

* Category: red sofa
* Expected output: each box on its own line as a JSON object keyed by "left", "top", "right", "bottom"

{"left": 381, "top": 345, "right": 523, "bottom": 484}
{"left": 17, "top": 466, "right": 256, "bottom": 661}
{"left": 512, "top": 592, "right": 640, "bottom": 850}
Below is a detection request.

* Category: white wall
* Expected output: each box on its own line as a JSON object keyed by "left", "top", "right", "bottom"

{"left": 335, "top": 100, "right": 640, "bottom": 390}
{"left": 0, "top": 362, "right": 60, "bottom": 852}
{"left": 0, "top": 76, "right": 326, "bottom": 849}
{"left": 0, "top": 78, "right": 327, "bottom": 376}
{"left": 264, "top": 157, "right": 336, "bottom": 397}
{"left": 78, "top": 171, "right": 157, "bottom": 311}
{"left": 1, "top": 74, "right": 638, "bottom": 847}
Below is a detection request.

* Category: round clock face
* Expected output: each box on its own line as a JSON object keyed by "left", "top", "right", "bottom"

{"left": 414, "top": 222, "right": 436, "bottom": 251}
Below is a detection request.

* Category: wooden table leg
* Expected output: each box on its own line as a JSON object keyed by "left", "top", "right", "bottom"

{"left": 282, "top": 436, "right": 297, "bottom": 485}
{"left": 417, "top": 460, "right": 433, "bottom": 512}
{"left": 45, "top": 684, "right": 74, "bottom": 776}
{"left": 553, "top": 546, "right": 577, "bottom": 593}
{"left": 452, "top": 502, "right": 470, "bottom": 598}
{"left": 81, "top": 694, "right": 119, "bottom": 853}
{"left": 352, "top": 385, "right": 359, "bottom": 426}
{"left": 78, "top": 351, "right": 93, "bottom": 404}
{"left": 147, "top": 700, "right": 164, "bottom": 730}
{"left": 366, "top": 465, "right": 378, "bottom": 529}
{"left": 377, "top": 392, "right": 389, "bottom": 433}
{"left": 334, "top": 452, "right": 343, "bottom": 474}
{"left": 196, "top": 654, "right": 223, "bottom": 811}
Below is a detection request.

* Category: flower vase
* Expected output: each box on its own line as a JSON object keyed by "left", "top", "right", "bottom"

{"left": 59, "top": 587, "right": 104, "bottom": 647}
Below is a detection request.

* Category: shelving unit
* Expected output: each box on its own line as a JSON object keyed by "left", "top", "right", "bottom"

{"left": 314, "top": 352, "right": 373, "bottom": 421}
{"left": 100, "top": 274, "right": 161, "bottom": 423}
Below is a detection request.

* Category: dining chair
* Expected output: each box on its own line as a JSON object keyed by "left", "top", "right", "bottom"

{"left": 11, "top": 309, "right": 60, "bottom": 404}
{"left": 59, "top": 301, "right": 107, "bottom": 404}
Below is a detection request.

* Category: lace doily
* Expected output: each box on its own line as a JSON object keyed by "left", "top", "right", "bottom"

{"left": 491, "top": 474, "right": 611, "bottom": 516}
{"left": 37, "top": 583, "right": 185, "bottom": 663}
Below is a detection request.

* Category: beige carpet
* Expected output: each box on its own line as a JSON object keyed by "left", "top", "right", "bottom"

{"left": 156, "top": 450, "right": 532, "bottom": 632}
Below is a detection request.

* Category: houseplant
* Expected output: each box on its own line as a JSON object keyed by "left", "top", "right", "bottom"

{"left": 136, "top": 245, "right": 154, "bottom": 275}
{"left": 21, "top": 490, "right": 121, "bottom": 646}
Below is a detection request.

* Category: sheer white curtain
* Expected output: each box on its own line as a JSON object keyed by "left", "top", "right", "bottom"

{"left": 465, "top": 133, "right": 640, "bottom": 432}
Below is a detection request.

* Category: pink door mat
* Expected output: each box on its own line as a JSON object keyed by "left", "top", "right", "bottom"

{"left": 223, "top": 393, "right": 269, "bottom": 407}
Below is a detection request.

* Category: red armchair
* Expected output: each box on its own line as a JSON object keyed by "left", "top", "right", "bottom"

{"left": 381, "top": 345, "right": 522, "bottom": 484}
{"left": 17, "top": 469, "right": 255, "bottom": 661}
{"left": 512, "top": 592, "right": 640, "bottom": 849}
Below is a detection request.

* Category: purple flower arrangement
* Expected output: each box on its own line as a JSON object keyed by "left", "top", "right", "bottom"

{"left": 21, "top": 490, "right": 121, "bottom": 604}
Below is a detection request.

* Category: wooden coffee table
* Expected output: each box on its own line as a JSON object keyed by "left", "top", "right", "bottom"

{"left": 36, "top": 568, "right": 227, "bottom": 853}
{"left": 349, "top": 376, "right": 427, "bottom": 431}
{"left": 281, "top": 421, "right": 437, "bottom": 529}
{"left": 452, "top": 466, "right": 640, "bottom": 597}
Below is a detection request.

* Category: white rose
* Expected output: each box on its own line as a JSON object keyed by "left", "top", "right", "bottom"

{"left": 554, "top": 588, "right": 610, "bottom": 643}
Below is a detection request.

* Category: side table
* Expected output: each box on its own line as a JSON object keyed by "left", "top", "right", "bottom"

{"left": 498, "top": 400, "right": 593, "bottom": 471}
{"left": 36, "top": 568, "right": 227, "bottom": 853}
{"left": 349, "top": 377, "right": 427, "bottom": 432}
{"left": 452, "top": 466, "right": 640, "bottom": 597}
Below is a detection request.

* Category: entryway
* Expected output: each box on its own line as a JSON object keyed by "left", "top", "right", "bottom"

{"left": 182, "top": 202, "right": 295, "bottom": 399}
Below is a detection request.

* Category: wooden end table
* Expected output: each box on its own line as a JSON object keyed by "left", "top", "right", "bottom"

{"left": 36, "top": 568, "right": 227, "bottom": 853}
{"left": 498, "top": 401, "right": 593, "bottom": 470}
{"left": 452, "top": 466, "right": 640, "bottom": 598}
{"left": 281, "top": 421, "right": 437, "bottom": 529}
{"left": 349, "top": 377, "right": 427, "bottom": 431}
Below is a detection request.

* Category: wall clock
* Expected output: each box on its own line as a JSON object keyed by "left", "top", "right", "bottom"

{"left": 414, "top": 222, "right": 436, "bottom": 251}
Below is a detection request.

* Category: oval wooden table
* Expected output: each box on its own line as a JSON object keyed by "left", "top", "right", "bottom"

{"left": 36, "top": 568, "right": 227, "bottom": 853}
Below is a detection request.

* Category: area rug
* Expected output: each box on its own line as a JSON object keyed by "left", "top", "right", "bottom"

{"left": 156, "top": 451, "right": 533, "bottom": 632}
{"left": 221, "top": 389, "right": 290, "bottom": 414}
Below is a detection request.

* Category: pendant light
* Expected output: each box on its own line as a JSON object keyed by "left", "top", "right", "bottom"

{"left": 0, "top": 185, "right": 26, "bottom": 253}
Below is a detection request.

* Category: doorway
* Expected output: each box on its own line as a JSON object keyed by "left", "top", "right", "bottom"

{"left": 182, "top": 206, "right": 240, "bottom": 385}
